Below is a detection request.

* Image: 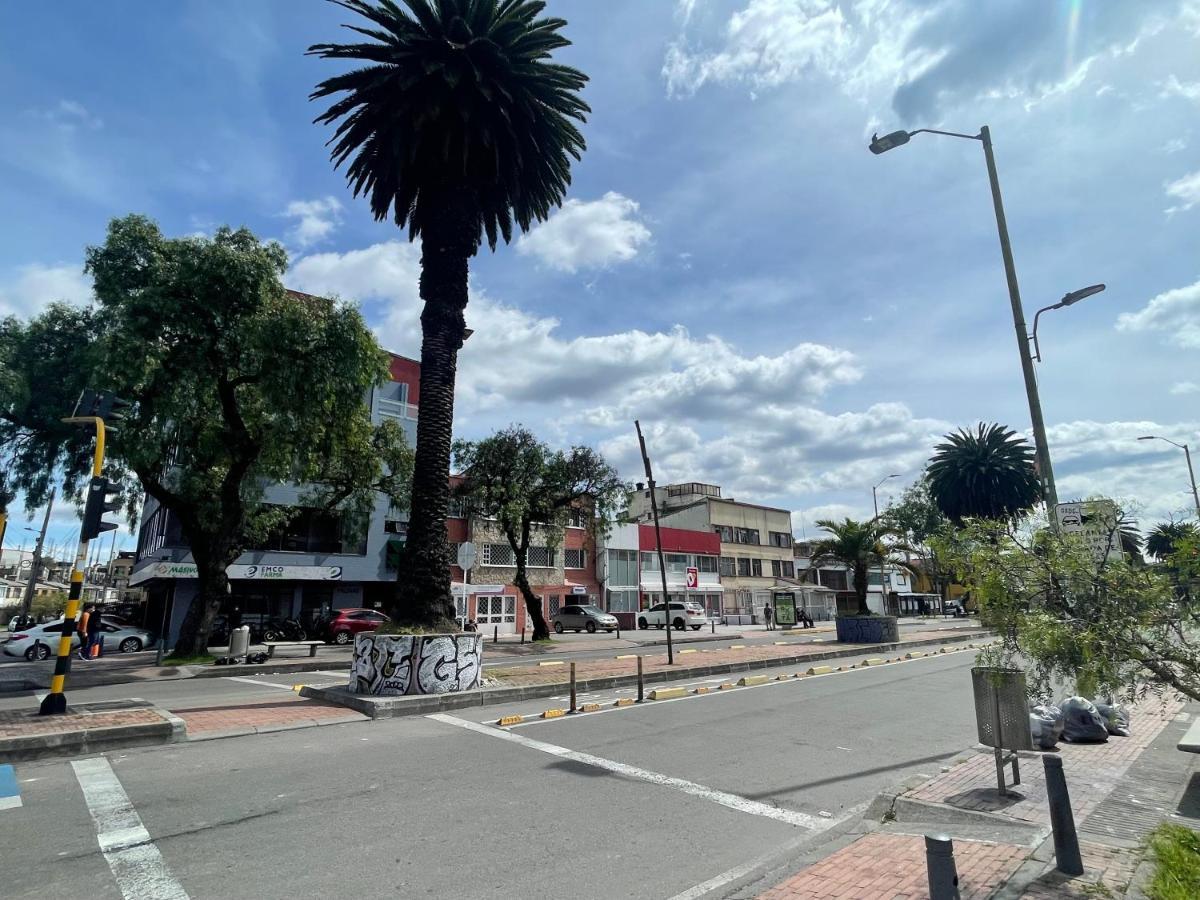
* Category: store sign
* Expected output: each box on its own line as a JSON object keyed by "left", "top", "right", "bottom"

{"left": 130, "top": 561, "right": 343, "bottom": 586}
{"left": 685, "top": 567, "right": 699, "bottom": 589}
{"left": 1055, "top": 499, "right": 1122, "bottom": 562}
{"left": 571, "top": 585, "right": 588, "bottom": 595}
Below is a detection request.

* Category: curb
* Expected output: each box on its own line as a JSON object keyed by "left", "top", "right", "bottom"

{"left": 0, "top": 708, "right": 180, "bottom": 763}
{"left": 183, "top": 712, "right": 367, "bottom": 743}
{"left": 301, "top": 631, "right": 990, "bottom": 719}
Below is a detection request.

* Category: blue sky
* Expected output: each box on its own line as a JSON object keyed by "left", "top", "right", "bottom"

{"left": 2, "top": 0, "right": 1199, "bottom": 554}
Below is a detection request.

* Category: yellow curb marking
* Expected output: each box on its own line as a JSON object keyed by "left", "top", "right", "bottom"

{"left": 863, "top": 658, "right": 886, "bottom": 666}
{"left": 692, "top": 686, "right": 711, "bottom": 695}
{"left": 806, "top": 665, "right": 834, "bottom": 676}
{"left": 730, "top": 644, "right": 746, "bottom": 649}
{"left": 679, "top": 649, "right": 698, "bottom": 654}
{"left": 615, "top": 654, "right": 637, "bottom": 660}
{"left": 497, "top": 715, "right": 524, "bottom": 727}
{"left": 614, "top": 698, "right": 635, "bottom": 707}
{"left": 541, "top": 708, "right": 566, "bottom": 718}
{"left": 649, "top": 687, "right": 688, "bottom": 700}
{"left": 292, "top": 684, "right": 305, "bottom": 692}
{"left": 718, "top": 682, "right": 737, "bottom": 690}
{"left": 738, "top": 675, "right": 770, "bottom": 686}
{"left": 538, "top": 661, "right": 565, "bottom": 667}
{"left": 580, "top": 703, "right": 602, "bottom": 713}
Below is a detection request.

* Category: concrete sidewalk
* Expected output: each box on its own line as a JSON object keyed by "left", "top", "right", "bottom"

{"left": 749, "top": 696, "right": 1196, "bottom": 900}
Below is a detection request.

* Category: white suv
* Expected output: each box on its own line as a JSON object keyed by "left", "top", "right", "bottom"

{"left": 637, "top": 601, "right": 707, "bottom": 631}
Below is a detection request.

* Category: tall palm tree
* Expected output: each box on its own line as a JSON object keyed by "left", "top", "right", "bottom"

{"left": 808, "top": 518, "right": 910, "bottom": 616}
{"left": 310, "top": 0, "right": 589, "bottom": 627}
{"left": 927, "top": 423, "right": 1042, "bottom": 524}
{"left": 1147, "top": 521, "right": 1199, "bottom": 560}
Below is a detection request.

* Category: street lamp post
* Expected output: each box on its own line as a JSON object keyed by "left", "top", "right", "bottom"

{"left": 873, "top": 474, "right": 900, "bottom": 615}
{"left": 1138, "top": 436, "right": 1200, "bottom": 520}
{"left": 870, "top": 125, "right": 1067, "bottom": 510}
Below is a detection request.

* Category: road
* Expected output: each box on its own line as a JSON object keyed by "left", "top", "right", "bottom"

{"left": 1, "top": 644, "right": 985, "bottom": 900}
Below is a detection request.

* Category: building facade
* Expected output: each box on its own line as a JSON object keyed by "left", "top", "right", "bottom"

{"left": 597, "top": 522, "right": 722, "bottom": 628}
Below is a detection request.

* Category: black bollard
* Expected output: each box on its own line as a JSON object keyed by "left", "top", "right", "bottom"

{"left": 569, "top": 662, "right": 577, "bottom": 713}
{"left": 636, "top": 656, "right": 644, "bottom": 703}
{"left": 521, "top": 627, "right": 525, "bottom": 644}
{"left": 493, "top": 625, "right": 498, "bottom": 644}
{"left": 1043, "top": 756, "right": 1084, "bottom": 875}
{"left": 925, "top": 834, "right": 960, "bottom": 900}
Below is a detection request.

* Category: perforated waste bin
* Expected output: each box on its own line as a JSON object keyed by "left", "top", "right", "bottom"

{"left": 229, "top": 625, "right": 251, "bottom": 658}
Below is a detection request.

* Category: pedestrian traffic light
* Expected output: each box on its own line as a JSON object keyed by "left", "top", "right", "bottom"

{"left": 81, "top": 476, "right": 121, "bottom": 541}
{"left": 96, "top": 391, "right": 132, "bottom": 426}
{"left": 72, "top": 389, "right": 99, "bottom": 418}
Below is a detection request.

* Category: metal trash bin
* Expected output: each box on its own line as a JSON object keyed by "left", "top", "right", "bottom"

{"left": 972, "top": 667, "right": 1032, "bottom": 795}
{"left": 229, "top": 625, "right": 251, "bottom": 658}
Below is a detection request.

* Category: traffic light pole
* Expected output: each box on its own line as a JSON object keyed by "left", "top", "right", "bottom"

{"left": 39, "top": 416, "right": 106, "bottom": 716}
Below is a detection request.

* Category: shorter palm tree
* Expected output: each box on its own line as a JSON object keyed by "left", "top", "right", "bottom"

{"left": 927, "top": 423, "right": 1042, "bottom": 524}
{"left": 1147, "top": 521, "right": 1199, "bottom": 560}
{"left": 808, "top": 518, "right": 912, "bottom": 616}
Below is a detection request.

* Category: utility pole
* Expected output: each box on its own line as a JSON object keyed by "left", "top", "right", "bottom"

{"left": 635, "top": 420, "right": 674, "bottom": 665}
{"left": 20, "top": 488, "right": 55, "bottom": 616}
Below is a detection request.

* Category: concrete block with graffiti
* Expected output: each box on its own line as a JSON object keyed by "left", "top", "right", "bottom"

{"left": 350, "top": 632, "right": 483, "bottom": 695}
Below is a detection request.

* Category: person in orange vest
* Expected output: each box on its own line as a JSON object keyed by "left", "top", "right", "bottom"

{"left": 77, "top": 605, "right": 92, "bottom": 660}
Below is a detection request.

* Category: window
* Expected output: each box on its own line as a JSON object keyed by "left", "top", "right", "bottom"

{"left": 737, "top": 558, "right": 751, "bottom": 577}
{"left": 446, "top": 496, "right": 467, "bottom": 519}
{"left": 384, "top": 519, "right": 407, "bottom": 535}
{"left": 564, "top": 548, "right": 587, "bottom": 569}
{"left": 714, "top": 525, "right": 734, "bottom": 542}
{"left": 866, "top": 573, "right": 884, "bottom": 586}
{"left": 771, "top": 560, "right": 781, "bottom": 577}
{"left": 769, "top": 531, "right": 793, "bottom": 548}
{"left": 751, "top": 558, "right": 762, "bottom": 577}
{"left": 719, "top": 556, "right": 735, "bottom": 577}
{"left": 818, "top": 569, "right": 848, "bottom": 591}
{"left": 606, "top": 549, "right": 638, "bottom": 586}
{"left": 481, "top": 543, "right": 516, "bottom": 567}
{"left": 526, "top": 546, "right": 556, "bottom": 568}
{"left": 771, "top": 559, "right": 796, "bottom": 578}
{"left": 665, "top": 553, "right": 688, "bottom": 574}
{"left": 567, "top": 508, "right": 587, "bottom": 529}
{"left": 697, "top": 555, "right": 718, "bottom": 573}
{"left": 248, "top": 506, "right": 367, "bottom": 555}
{"left": 641, "top": 552, "right": 659, "bottom": 572}
{"left": 606, "top": 588, "right": 638, "bottom": 612}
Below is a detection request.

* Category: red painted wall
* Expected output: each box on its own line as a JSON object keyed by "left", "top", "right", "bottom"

{"left": 638, "top": 524, "right": 720, "bottom": 555}
{"left": 387, "top": 353, "right": 421, "bottom": 404}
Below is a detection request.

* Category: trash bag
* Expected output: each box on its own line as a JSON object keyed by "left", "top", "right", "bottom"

{"left": 1059, "top": 696, "right": 1109, "bottom": 743}
{"left": 1093, "top": 700, "right": 1131, "bottom": 737}
{"left": 1029, "top": 704, "right": 1064, "bottom": 750}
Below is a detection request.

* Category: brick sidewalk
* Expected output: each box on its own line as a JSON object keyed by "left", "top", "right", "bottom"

{"left": 175, "top": 697, "right": 367, "bottom": 738}
{"left": 487, "top": 629, "right": 984, "bottom": 687}
{"left": 757, "top": 833, "right": 1027, "bottom": 899}
{"left": 904, "top": 696, "right": 1185, "bottom": 829}
{"left": 0, "top": 706, "right": 167, "bottom": 737}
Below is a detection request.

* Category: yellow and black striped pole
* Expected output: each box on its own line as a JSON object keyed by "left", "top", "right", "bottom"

{"left": 39, "top": 416, "right": 105, "bottom": 716}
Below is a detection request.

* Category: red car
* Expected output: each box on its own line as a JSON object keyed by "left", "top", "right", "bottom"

{"left": 322, "top": 608, "right": 390, "bottom": 645}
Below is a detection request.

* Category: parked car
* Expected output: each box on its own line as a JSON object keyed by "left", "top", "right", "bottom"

{"left": 3, "top": 619, "right": 155, "bottom": 660}
{"left": 637, "top": 601, "right": 708, "bottom": 631}
{"left": 319, "top": 608, "right": 390, "bottom": 645}
{"left": 552, "top": 604, "right": 618, "bottom": 634}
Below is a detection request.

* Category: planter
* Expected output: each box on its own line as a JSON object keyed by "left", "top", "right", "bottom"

{"left": 835, "top": 615, "right": 899, "bottom": 644}
{"left": 349, "top": 632, "right": 483, "bottom": 696}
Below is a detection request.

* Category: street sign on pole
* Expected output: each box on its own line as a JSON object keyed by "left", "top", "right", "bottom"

{"left": 456, "top": 541, "right": 477, "bottom": 572}
{"left": 1055, "top": 500, "right": 1122, "bottom": 561}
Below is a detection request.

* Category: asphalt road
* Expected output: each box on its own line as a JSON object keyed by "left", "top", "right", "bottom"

{"left": 1, "top": 647, "right": 985, "bottom": 900}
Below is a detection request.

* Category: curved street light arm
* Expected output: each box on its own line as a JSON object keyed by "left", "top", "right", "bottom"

{"left": 908, "top": 128, "right": 984, "bottom": 142}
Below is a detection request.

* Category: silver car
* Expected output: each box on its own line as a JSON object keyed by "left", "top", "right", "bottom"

{"left": 3, "top": 618, "right": 154, "bottom": 660}
{"left": 552, "top": 604, "right": 618, "bottom": 634}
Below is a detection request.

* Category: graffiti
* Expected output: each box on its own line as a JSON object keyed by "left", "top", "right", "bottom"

{"left": 835, "top": 615, "right": 899, "bottom": 644}
{"left": 416, "top": 635, "right": 483, "bottom": 694}
{"left": 350, "top": 633, "right": 482, "bottom": 696}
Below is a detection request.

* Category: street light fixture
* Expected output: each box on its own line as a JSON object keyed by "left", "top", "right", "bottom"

{"left": 868, "top": 123, "right": 1061, "bottom": 510}
{"left": 1030, "top": 284, "right": 1106, "bottom": 362}
{"left": 1137, "top": 435, "right": 1200, "bottom": 519}
{"left": 873, "top": 474, "right": 900, "bottom": 614}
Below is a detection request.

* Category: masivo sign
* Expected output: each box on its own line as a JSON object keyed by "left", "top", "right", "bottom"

{"left": 130, "top": 562, "right": 343, "bottom": 586}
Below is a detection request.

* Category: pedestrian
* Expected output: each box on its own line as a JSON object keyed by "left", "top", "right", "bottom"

{"left": 87, "top": 605, "right": 103, "bottom": 658}
{"left": 763, "top": 603, "right": 773, "bottom": 631}
{"left": 77, "top": 605, "right": 92, "bottom": 660}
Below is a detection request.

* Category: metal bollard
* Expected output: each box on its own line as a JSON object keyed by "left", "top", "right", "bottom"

{"left": 1043, "top": 756, "right": 1084, "bottom": 875}
{"left": 569, "top": 662, "right": 577, "bottom": 713}
{"left": 521, "top": 627, "right": 525, "bottom": 644}
{"left": 925, "top": 834, "right": 960, "bottom": 900}
{"left": 711, "top": 619, "right": 716, "bottom": 634}
{"left": 636, "top": 656, "right": 644, "bottom": 703}
{"left": 616, "top": 624, "right": 621, "bottom": 640}
{"left": 493, "top": 626, "right": 498, "bottom": 644}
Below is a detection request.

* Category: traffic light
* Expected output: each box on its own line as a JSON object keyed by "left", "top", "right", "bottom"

{"left": 72, "top": 389, "right": 98, "bottom": 418}
{"left": 96, "top": 391, "right": 132, "bottom": 427}
{"left": 81, "top": 476, "right": 121, "bottom": 541}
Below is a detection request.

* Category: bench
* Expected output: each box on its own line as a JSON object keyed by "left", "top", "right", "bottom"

{"left": 262, "top": 640, "right": 325, "bottom": 659}
{"left": 1178, "top": 717, "right": 1200, "bottom": 754}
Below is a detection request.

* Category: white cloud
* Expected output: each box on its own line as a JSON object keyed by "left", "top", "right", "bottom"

{"left": 517, "top": 192, "right": 651, "bottom": 273}
{"left": 32, "top": 99, "right": 103, "bottom": 131}
{"left": 1165, "top": 169, "right": 1200, "bottom": 214}
{"left": 1162, "top": 137, "right": 1188, "bottom": 154}
{"left": 283, "top": 196, "right": 343, "bottom": 248}
{"left": 1117, "top": 278, "right": 1200, "bottom": 347}
{"left": 1170, "top": 381, "right": 1200, "bottom": 395}
{"left": 0, "top": 262, "right": 91, "bottom": 318}
{"left": 1160, "top": 75, "right": 1200, "bottom": 102}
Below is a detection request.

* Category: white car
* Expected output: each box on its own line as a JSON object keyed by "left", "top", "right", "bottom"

{"left": 637, "top": 601, "right": 708, "bottom": 631}
{"left": 3, "top": 619, "right": 154, "bottom": 660}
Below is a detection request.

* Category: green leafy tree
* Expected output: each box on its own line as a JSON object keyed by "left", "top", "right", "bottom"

{"left": 452, "top": 426, "right": 625, "bottom": 640}
{"left": 5, "top": 215, "right": 413, "bottom": 656}
{"left": 807, "top": 518, "right": 911, "bottom": 616}
{"left": 884, "top": 477, "right": 954, "bottom": 603}
{"left": 939, "top": 513, "right": 1200, "bottom": 701}
{"left": 1147, "top": 521, "right": 1198, "bottom": 561}
{"left": 927, "top": 423, "right": 1042, "bottom": 524}
{"left": 309, "top": 0, "right": 590, "bottom": 630}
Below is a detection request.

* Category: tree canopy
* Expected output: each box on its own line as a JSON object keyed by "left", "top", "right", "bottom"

{"left": 808, "top": 518, "right": 910, "bottom": 616}
{"left": 927, "top": 423, "right": 1042, "bottom": 524}
{"left": 453, "top": 426, "right": 625, "bottom": 639}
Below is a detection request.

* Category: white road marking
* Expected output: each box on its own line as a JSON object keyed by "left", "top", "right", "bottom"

{"left": 311, "top": 670, "right": 349, "bottom": 677}
{"left": 71, "top": 757, "right": 189, "bottom": 900}
{"left": 224, "top": 676, "right": 298, "bottom": 691}
{"left": 427, "top": 713, "right": 827, "bottom": 830}
{"left": 0, "top": 796, "right": 20, "bottom": 811}
{"left": 664, "top": 837, "right": 816, "bottom": 900}
{"left": 34, "top": 692, "right": 47, "bottom": 703}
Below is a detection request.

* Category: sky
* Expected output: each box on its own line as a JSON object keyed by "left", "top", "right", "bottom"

{"left": 1, "top": 0, "right": 1199, "bottom": 555}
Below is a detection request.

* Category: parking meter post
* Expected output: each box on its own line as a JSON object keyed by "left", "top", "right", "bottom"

{"left": 636, "top": 656, "right": 644, "bottom": 703}
{"left": 924, "top": 834, "right": 960, "bottom": 900}
{"left": 1043, "top": 756, "right": 1083, "bottom": 875}
{"left": 569, "top": 662, "right": 577, "bottom": 713}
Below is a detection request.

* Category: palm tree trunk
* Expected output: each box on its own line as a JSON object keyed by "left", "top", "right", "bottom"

{"left": 395, "top": 188, "right": 479, "bottom": 629}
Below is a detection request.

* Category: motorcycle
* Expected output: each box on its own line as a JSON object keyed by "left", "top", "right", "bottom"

{"left": 262, "top": 617, "right": 306, "bottom": 642}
